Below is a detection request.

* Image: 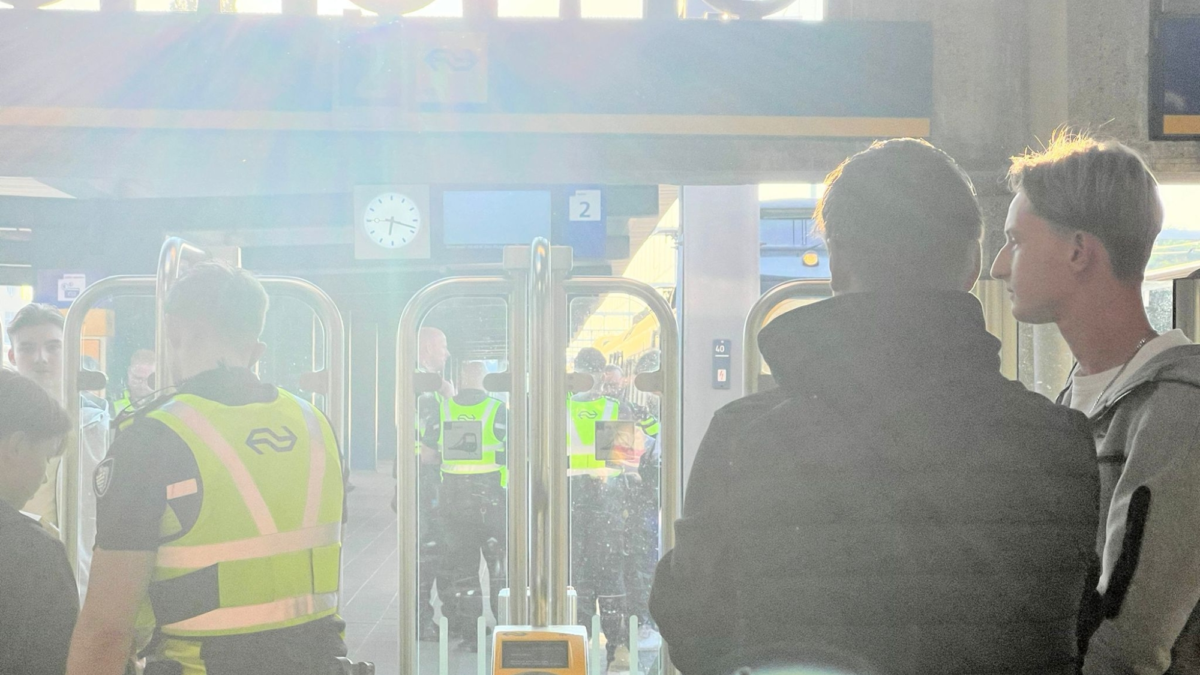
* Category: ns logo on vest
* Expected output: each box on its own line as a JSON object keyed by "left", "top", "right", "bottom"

{"left": 245, "top": 427, "right": 298, "bottom": 454}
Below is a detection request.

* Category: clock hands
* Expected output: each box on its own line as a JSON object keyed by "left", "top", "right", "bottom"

{"left": 381, "top": 216, "right": 417, "bottom": 233}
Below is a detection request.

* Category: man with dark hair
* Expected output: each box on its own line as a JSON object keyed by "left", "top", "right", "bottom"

{"left": 7, "top": 302, "right": 65, "bottom": 398}
{"left": 992, "top": 132, "right": 1200, "bottom": 675}
{"left": 651, "top": 138, "right": 1099, "bottom": 675}
{"left": 0, "top": 368, "right": 77, "bottom": 675}
{"left": 67, "top": 261, "right": 347, "bottom": 675}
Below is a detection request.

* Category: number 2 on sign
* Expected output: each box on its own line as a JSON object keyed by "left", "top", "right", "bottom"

{"left": 569, "top": 189, "right": 602, "bottom": 222}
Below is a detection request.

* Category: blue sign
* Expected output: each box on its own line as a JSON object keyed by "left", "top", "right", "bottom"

{"left": 1155, "top": 16, "right": 1200, "bottom": 139}
{"left": 564, "top": 187, "right": 606, "bottom": 259}
{"left": 35, "top": 270, "right": 89, "bottom": 309}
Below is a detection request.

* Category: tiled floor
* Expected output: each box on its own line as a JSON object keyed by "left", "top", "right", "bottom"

{"left": 341, "top": 468, "right": 400, "bottom": 672}
{"left": 342, "top": 467, "right": 485, "bottom": 675}
{"left": 341, "top": 467, "right": 660, "bottom": 675}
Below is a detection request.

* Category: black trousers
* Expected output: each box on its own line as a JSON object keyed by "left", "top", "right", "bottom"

{"left": 623, "top": 465, "right": 659, "bottom": 627}
{"left": 435, "top": 473, "right": 506, "bottom": 641}
{"left": 570, "top": 475, "right": 628, "bottom": 659}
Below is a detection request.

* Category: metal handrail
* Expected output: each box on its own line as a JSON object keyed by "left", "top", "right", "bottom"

{"left": 155, "top": 237, "right": 209, "bottom": 390}
{"left": 742, "top": 279, "right": 832, "bottom": 394}
{"left": 396, "top": 276, "right": 511, "bottom": 675}
{"left": 565, "top": 275, "right": 681, "bottom": 674}
{"left": 502, "top": 251, "right": 531, "bottom": 627}
{"left": 259, "top": 276, "right": 347, "bottom": 448}
{"left": 62, "top": 276, "right": 155, "bottom": 573}
{"left": 528, "top": 240, "right": 575, "bottom": 628}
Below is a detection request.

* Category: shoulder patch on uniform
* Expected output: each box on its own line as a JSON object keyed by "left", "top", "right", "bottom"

{"left": 94, "top": 457, "right": 115, "bottom": 499}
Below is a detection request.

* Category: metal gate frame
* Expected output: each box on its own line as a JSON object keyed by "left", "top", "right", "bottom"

{"left": 395, "top": 238, "right": 682, "bottom": 675}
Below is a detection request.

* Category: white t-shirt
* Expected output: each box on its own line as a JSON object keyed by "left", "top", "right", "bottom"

{"left": 1067, "top": 329, "right": 1192, "bottom": 416}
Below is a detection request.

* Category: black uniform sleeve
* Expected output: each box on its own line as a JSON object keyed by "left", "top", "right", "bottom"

{"left": 650, "top": 410, "right": 740, "bottom": 675}
{"left": 417, "top": 394, "right": 441, "bottom": 448}
{"left": 94, "top": 417, "right": 200, "bottom": 552}
{"left": 493, "top": 402, "right": 508, "bottom": 443}
{"left": 0, "top": 524, "right": 79, "bottom": 675}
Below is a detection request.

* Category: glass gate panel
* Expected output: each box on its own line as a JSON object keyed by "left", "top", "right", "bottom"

{"left": 259, "top": 293, "right": 326, "bottom": 406}
{"left": 61, "top": 290, "right": 156, "bottom": 601}
{"left": 409, "top": 297, "right": 511, "bottom": 675}
{"left": 567, "top": 291, "right": 666, "bottom": 673}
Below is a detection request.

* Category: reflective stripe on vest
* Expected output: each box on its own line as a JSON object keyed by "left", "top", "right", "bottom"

{"left": 156, "top": 522, "right": 342, "bottom": 569}
{"left": 298, "top": 397, "right": 328, "bottom": 528}
{"left": 165, "top": 592, "right": 338, "bottom": 632}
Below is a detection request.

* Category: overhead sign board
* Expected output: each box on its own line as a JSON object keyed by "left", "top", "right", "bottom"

{"left": 415, "top": 32, "right": 488, "bottom": 106}
{"left": 1153, "top": 15, "right": 1200, "bottom": 139}
{"left": 0, "top": 17, "right": 932, "bottom": 139}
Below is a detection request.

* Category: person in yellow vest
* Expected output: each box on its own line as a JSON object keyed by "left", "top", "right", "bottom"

{"left": 113, "top": 349, "right": 156, "bottom": 417}
{"left": 568, "top": 347, "right": 635, "bottom": 670}
{"left": 66, "top": 261, "right": 346, "bottom": 675}
{"left": 432, "top": 360, "right": 507, "bottom": 650}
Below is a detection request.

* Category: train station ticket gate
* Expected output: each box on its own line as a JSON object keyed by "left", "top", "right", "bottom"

{"left": 59, "top": 237, "right": 347, "bottom": 590}
{"left": 395, "top": 239, "right": 680, "bottom": 675}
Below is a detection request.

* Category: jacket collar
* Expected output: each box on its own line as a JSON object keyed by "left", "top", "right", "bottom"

{"left": 758, "top": 290, "right": 1001, "bottom": 391}
{"left": 1091, "top": 343, "right": 1200, "bottom": 418}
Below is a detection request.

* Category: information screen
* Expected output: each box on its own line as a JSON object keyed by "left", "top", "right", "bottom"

{"left": 501, "top": 641, "right": 570, "bottom": 669}
{"left": 442, "top": 190, "right": 552, "bottom": 247}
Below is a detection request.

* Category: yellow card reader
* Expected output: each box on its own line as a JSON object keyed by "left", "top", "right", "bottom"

{"left": 492, "top": 625, "right": 590, "bottom": 675}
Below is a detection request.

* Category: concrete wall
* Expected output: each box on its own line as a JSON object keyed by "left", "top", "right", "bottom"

{"left": 824, "top": 0, "right": 1200, "bottom": 260}
{"left": 1067, "top": 0, "right": 1200, "bottom": 179}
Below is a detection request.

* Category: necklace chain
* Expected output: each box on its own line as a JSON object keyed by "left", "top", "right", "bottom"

{"left": 1084, "top": 333, "right": 1156, "bottom": 416}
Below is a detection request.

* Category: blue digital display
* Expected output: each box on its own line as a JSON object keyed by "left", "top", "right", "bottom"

{"left": 442, "top": 191, "right": 552, "bottom": 247}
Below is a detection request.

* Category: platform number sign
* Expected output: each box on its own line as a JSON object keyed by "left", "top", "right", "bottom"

{"left": 569, "top": 189, "right": 603, "bottom": 222}
{"left": 713, "top": 339, "right": 732, "bottom": 389}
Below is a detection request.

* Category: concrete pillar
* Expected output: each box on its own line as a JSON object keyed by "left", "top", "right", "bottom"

{"left": 1065, "top": 0, "right": 1200, "bottom": 176}
{"left": 349, "top": 311, "right": 379, "bottom": 471}
{"left": 678, "top": 186, "right": 760, "bottom": 485}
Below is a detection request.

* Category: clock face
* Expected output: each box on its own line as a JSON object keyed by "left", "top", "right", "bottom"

{"left": 364, "top": 193, "right": 422, "bottom": 249}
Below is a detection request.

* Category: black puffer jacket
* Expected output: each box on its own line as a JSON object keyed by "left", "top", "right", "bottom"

{"left": 650, "top": 291, "right": 1099, "bottom": 675}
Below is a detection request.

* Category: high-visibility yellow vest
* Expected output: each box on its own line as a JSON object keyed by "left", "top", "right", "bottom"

{"left": 114, "top": 390, "right": 133, "bottom": 416}
{"left": 439, "top": 396, "right": 507, "bottom": 486}
{"left": 567, "top": 396, "right": 621, "bottom": 478}
{"left": 139, "top": 389, "right": 343, "bottom": 641}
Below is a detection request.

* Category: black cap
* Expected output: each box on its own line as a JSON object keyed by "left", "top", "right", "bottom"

{"left": 574, "top": 347, "right": 607, "bottom": 374}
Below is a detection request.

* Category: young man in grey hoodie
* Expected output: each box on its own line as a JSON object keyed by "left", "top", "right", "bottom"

{"left": 992, "top": 132, "right": 1200, "bottom": 675}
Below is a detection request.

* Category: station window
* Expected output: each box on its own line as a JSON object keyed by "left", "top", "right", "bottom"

{"left": 581, "top": 0, "right": 641, "bottom": 18}
{"left": 498, "top": 0, "right": 556, "bottom": 17}
{"left": 34, "top": 0, "right": 102, "bottom": 10}
{"left": 764, "top": 0, "right": 823, "bottom": 20}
